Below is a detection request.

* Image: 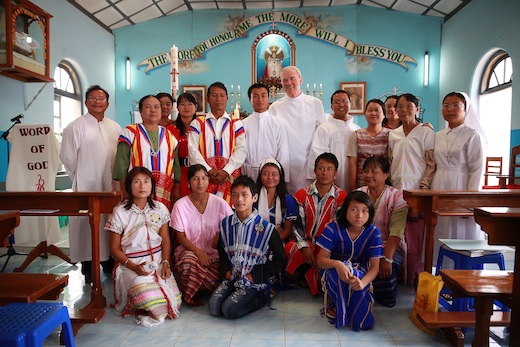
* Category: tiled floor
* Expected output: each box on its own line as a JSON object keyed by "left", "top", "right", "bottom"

{"left": 0, "top": 241, "right": 511, "bottom": 347}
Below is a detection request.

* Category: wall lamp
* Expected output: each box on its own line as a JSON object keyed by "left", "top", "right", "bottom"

{"left": 126, "top": 57, "right": 131, "bottom": 90}
{"left": 423, "top": 51, "right": 429, "bottom": 87}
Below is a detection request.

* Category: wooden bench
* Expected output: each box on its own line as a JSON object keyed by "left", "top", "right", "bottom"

{"left": 417, "top": 311, "right": 510, "bottom": 347}
{"left": 439, "top": 269, "right": 513, "bottom": 347}
{"left": 68, "top": 308, "right": 105, "bottom": 336}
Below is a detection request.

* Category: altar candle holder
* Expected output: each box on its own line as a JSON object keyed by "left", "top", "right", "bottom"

{"left": 237, "top": 86, "right": 241, "bottom": 110}
{"left": 230, "top": 85, "right": 235, "bottom": 114}
{"left": 270, "top": 85, "right": 277, "bottom": 102}
{"left": 313, "top": 83, "right": 317, "bottom": 98}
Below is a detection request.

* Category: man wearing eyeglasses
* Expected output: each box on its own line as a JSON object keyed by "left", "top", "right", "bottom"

{"left": 307, "top": 90, "right": 360, "bottom": 192}
{"left": 60, "top": 85, "right": 122, "bottom": 283}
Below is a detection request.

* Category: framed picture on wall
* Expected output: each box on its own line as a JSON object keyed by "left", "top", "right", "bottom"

{"left": 340, "top": 82, "right": 366, "bottom": 114}
{"left": 182, "top": 85, "right": 206, "bottom": 116}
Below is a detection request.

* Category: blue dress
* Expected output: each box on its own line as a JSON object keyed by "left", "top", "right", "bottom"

{"left": 316, "top": 222, "right": 383, "bottom": 330}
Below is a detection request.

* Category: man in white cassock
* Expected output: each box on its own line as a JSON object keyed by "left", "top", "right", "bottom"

{"left": 60, "top": 85, "right": 121, "bottom": 283}
{"left": 269, "top": 66, "right": 326, "bottom": 194}
{"left": 307, "top": 90, "right": 360, "bottom": 192}
{"left": 242, "top": 83, "right": 290, "bottom": 181}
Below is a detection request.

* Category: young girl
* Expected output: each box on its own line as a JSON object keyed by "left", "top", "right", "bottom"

{"left": 255, "top": 158, "right": 297, "bottom": 243}
{"left": 106, "top": 166, "right": 182, "bottom": 327}
{"left": 316, "top": 191, "right": 383, "bottom": 331}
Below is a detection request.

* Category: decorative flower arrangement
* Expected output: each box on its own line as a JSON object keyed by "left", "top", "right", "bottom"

{"left": 258, "top": 76, "right": 282, "bottom": 91}
{"left": 239, "top": 110, "right": 250, "bottom": 119}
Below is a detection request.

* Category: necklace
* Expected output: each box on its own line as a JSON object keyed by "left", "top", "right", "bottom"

{"left": 189, "top": 194, "right": 208, "bottom": 214}
{"left": 445, "top": 128, "right": 461, "bottom": 164}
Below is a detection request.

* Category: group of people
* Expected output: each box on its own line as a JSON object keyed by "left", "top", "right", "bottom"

{"left": 58, "top": 65, "right": 485, "bottom": 331}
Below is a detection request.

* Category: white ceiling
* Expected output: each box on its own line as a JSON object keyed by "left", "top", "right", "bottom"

{"left": 67, "top": 0, "right": 471, "bottom": 32}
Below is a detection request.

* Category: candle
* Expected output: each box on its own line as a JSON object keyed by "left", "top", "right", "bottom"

{"left": 170, "top": 44, "right": 179, "bottom": 99}
{"left": 231, "top": 84, "right": 234, "bottom": 91}
{"left": 238, "top": 85, "right": 240, "bottom": 93}
{"left": 320, "top": 83, "right": 322, "bottom": 90}
{"left": 234, "top": 103, "right": 240, "bottom": 119}
{"left": 307, "top": 83, "right": 309, "bottom": 90}
{"left": 314, "top": 83, "right": 316, "bottom": 90}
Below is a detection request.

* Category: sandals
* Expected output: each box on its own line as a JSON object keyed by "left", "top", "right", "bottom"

{"left": 440, "top": 293, "right": 453, "bottom": 301}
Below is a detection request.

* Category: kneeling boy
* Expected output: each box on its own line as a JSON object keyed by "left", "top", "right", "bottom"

{"left": 209, "top": 175, "right": 285, "bottom": 319}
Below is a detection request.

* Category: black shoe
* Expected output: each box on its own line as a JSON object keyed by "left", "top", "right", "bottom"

{"left": 101, "top": 258, "right": 115, "bottom": 274}
{"left": 81, "top": 261, "right": 92, "bottom": 283}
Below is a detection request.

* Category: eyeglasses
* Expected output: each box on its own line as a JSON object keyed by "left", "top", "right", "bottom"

{"left": 333, "top": 99, "right": 350, "bottom": 105}
{"left": 442, "top": 103, "right": 464, "bottom": 110}
{"left": 88, "top": 97, "right": 107, "bottom": 102}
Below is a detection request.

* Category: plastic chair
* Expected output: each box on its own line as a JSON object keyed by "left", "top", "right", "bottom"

{"left": 435, "top": 241, "right": 509, "bottom": 312}
{"left": 0, "top": 302, "right": 75, "bottom": 347}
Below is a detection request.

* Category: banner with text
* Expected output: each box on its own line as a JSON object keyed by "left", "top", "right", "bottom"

{"left": 138, "top": 11, "right": 417, "bottom": 73}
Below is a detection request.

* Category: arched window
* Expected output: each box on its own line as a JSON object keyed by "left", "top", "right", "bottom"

{"left": 53, "top": 61, "right": 81, "bottom": 141}
{"left": 481, "top": 51, "right": 512, "bottom": 93}
{"left": 478, "top": 50, "right": 513, "bottom": 182}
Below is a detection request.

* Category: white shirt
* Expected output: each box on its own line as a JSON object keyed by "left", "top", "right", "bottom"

{"left": 242, "top": 110, "right": 290, "bottom": 181}
{"left": 307, "top": 115, "right": 360, "bottom": 191}
{"left": 269, "top": 93, "right": 326, "bottom": 194}
{"left": 388, "top": 124, "right": 435, "bottom": 190}
{"left": 60, "top": 113, "right": 121, "bottom": 262}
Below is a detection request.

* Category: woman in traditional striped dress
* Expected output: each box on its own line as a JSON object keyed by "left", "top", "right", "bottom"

{"left": 347, "top": 99, "right": 391, "bottom": 192}
{"left": 106, "top": 167, "right": 182, "bottom": 327}
{"left": 358, "top": 156, "right": 408, "bottom": 307}
{"left": 316, "top": 191, "right": 383, "bottom": 331}
{"left": 113, "top": 94, "right": 180, "bottom": 211}
{"left": 170, "top": 164, "right": 233, "bottom": 305}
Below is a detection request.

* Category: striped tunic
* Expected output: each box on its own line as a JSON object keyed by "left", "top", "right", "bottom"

{"left": 188, "top": 113, "right": 246, "bottom": 204}
{"left": 347, "top": 128, "right": 390, "bottom": 189}
{"left": 317, "top": 222, "right": 383, "bottom": 330}
{"left": 118, "top": 124, "right": 178, "bottom": 210}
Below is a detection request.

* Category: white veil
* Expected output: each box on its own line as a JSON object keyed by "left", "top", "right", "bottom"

{"left": 459, "top": 91, "right": 489, "bottom": 148}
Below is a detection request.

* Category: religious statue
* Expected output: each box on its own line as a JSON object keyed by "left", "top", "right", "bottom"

{"left": 263, "top": 45, "right": 284, "bottom": 79}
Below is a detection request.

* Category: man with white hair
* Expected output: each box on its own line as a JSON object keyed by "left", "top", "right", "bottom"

{"left": 269, "top": 66, "right": 326, "bottom": 194}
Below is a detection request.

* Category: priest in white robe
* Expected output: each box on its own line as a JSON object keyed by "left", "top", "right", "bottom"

{"left": 60, "top": 85, "right": 121, "bottom": 282}
{"left": 307, "top": 90, "right": 360, "bottom": 192}
{"left": 431, "top": 92, "right": 484, "bottom": 265}
{"left": 269, "top": 66, "right": 326, "bottom": 194}
{"left": 242, "top": 83, "right": 290, "bottom": 181}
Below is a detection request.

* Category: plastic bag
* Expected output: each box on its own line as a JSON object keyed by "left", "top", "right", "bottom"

{"left": 408, "top": 271, "right": 444, "bottom": 335}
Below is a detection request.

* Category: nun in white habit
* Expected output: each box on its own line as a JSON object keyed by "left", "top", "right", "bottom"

{"left": 431, "top": 91, "right": 485, "bottom": 265}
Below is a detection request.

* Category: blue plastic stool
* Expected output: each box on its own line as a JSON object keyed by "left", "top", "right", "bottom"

{"left": 0, "top": 302, "right": 75, "bottom": 347}
{"left": 435, "top": 243, "right": 507, "bottom": 312}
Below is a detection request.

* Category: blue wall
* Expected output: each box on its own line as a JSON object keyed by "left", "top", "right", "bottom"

{"left": 114, "top": 5, "right": 442, "bottom": 129}
{"left": 0, "top": 0, "right": 115, "bottom": 182}
{"left": 440, "top": 0, "right": 520, "bottom": 147}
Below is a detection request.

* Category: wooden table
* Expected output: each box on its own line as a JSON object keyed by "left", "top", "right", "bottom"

{"left": 0, "top": 273, "right": 69, "bottom": 305}
{"left": 0, "top": 191, "right": 122, "bottom": 311}
{"left": 402, "top": 190, "right": 520, "bottom": 273}
{"left": 439, "top": 269, "right": 512, "bottom": 347}
{"left": 0, "top": 210, "right": 20, "bottom": 245}
{"left": 474, "top": 207, "right": 520, "bottom": 347}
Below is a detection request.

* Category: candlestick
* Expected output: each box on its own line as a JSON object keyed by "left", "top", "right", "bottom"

{"left": 230, "top": 89, "right": 234, "bottom": 113}
{"left": 170, "top": 45, "right": 179, "bottom": 99}
{"left": 306, "top": 83, "right": 310, "bottom": 95}
{"left": 313, "top": 83, "right": 316, "bottom": 98}
{"left": 237, "top": 86, "right": 241, "bottom": 110}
